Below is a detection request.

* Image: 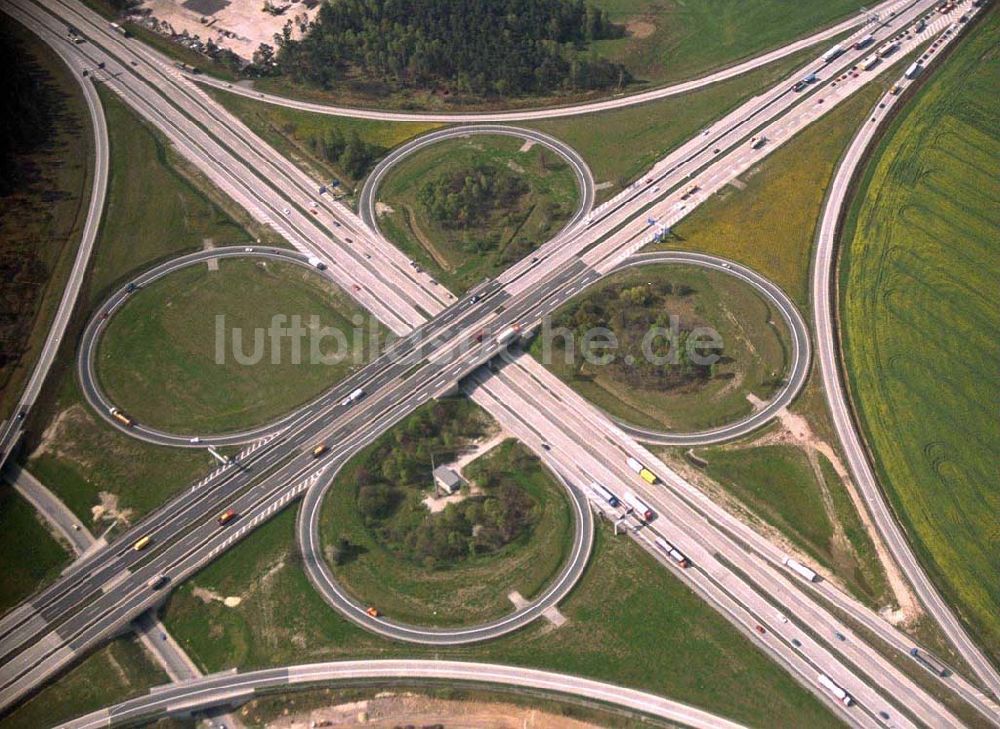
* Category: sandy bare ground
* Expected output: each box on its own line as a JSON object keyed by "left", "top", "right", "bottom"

{"left": 259, "top": 691, "right": 601, "bottom": 729}
{"left": 421, "top": 432, "right": 507, "bottom": 513}
{"left": 135, "top": 0, "right": 318, "bottom": 61}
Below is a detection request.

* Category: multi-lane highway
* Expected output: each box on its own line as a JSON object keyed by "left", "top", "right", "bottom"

{"left": 191, "top": 0, "right": 912, "bottom": 122}
{"left": 2, "top": 0, "right": 997, "bottom": 723}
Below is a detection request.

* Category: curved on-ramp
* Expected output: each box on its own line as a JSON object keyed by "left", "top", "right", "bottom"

{"left": 359, "top": 124, "right": 595, "bottom": 238}
{"left": 58, "top": 659, "right": 747, "bottom": 729}
{"left": 191, "top": 0, "right": 909, "bottom": 123}
{"left": 810, "top": 17, "right": 1000, "bottom": 696}
{"left": 296, "top": 447, "right": 594, "bottom": 644}
{"left": 77, "top": 246, "right": 329, "bottom": 448}
{"left": 609, "top": 252, "right": 810, "bottom": 447}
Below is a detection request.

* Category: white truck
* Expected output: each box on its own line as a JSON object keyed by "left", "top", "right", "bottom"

{"left": 495, "top": 324, "right": 521, "bottom": 347}
{"left": 307, "top": 255, "right": 327, "bottom": 270}
{"left": 817, "top": 674, "right": 853, "bottom": 706}
{"left": 783, "top": 556, "right": 818, "bottom": 582}
{"left": 905, "top": 62, "right": 923, "bottom": 79}
{"left": 340, "top": 388, "right": 365, "bottom": 407}
{"left": 623, "top": 490, "right": 655, "bottom": 521}
{"left": 822, "top": 44, "right": 845, "bottom": 62}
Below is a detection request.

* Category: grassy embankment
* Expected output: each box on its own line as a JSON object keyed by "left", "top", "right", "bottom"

{"left": 377, "top": 135, "right": 579, "bottom": 294}
{"left": 840, "top": 13, "right": 1000, "bottom": 660}
{"left": 97, "top": 259, "right": 385, "bottom": 434}
{"left": 23, "top": 88, "right": 262, "bottom": 526}
{"left": 161, "top": 509, "right": 839, "bottom": 728}
{"left": 531, "top": 264, "right": 790, "bottom": 432}
{"left": 0, "top": 19, "right": 92, "bottom": 424}
{"left": 0, "top": 487, "right": 70, "bottom": 614}
{"left": 317, "top": 401, "right": 573, "bottom": 626}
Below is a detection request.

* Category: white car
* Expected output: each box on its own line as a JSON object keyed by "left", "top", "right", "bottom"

{"left": 189, "top": 437, "right": 201, "bottom": 444}
{"left": 243, "top": 246, "right": 254, "bottom": 252}
{"left": 282, "top": 208, "right": 290, "bottom": 215}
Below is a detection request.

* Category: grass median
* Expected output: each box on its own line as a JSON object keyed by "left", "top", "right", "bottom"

{"left": 840, "top": 12, "right": 1000, "bottom": 660}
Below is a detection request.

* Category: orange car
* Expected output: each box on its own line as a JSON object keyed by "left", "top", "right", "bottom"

{"left": 366, "top": 606, "right": 380, "bottom": 618}
{"left": 217, "top": 509, "right": 237, "bottom": 526}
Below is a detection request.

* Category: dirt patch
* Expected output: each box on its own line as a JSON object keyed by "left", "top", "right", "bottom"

{"left": 626, "top": 19, "right": 655, "bottom": 39}
{"left": 374, "top": 201, "right": 394, "bottom": 216}
{"left": 31, "top": 404, "right": 88, "bottom": 462}
{"left": 518, "top": 139, "right": 536, "bottom": 153}
{"left": 506, "top": 159, "right": 526, "bottom": 174}
{"left": 91, "top": 491, "right": 134, "bottom": 526}
{"left": 260, "top": 692, "right": 602, "bottom": 729}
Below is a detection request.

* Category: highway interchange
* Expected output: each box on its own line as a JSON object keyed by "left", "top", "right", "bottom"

{"left": 0, "top": 0, "right": 997, "bottom": 725}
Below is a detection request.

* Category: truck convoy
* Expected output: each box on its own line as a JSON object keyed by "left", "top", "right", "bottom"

{"left": 654, "top": 536, "right": 691, "bottom": 568}
{"left": 817, "top": 674, "right": 853, "bottom": 706}
{"left": 623, "top": 490, "right": 655, "bottom": 522}
{"left": 340, "top": 388, "right": 364, "bottom": 407}
{"left": 910, "top": 647, "right": 950, "bottom": 676}
{"left": 589, "top": 482, "right": 619, "bottom": 508}
{"left": 626, "top": 457, "right": 658, "bottom": 484}
{"left": 109, "top": 407, "right": 135, "bottom": 427}
{"left": 783, "top": 556, "right": 818, "bottom": 582}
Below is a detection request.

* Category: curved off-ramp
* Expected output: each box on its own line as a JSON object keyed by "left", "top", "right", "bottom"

{"left": 359, "top": 124, "right": 595, "bottom": 240}
{"left": 296, "top": 449, "right": 594, "bottom": 645}
{"left": 606, "top": 251, "right": 810, "bottom": 447}
{"left": 58, "top": 660, "right": 747, "bottom": 729}
{"left": 77, "top": 246, "right": 331, "bottom": 448}
{"left": 192, "top": 0, "right": 910, "bottom": 122}
{"left": 810, "top": 12, "right": 1000, "bottom": 696}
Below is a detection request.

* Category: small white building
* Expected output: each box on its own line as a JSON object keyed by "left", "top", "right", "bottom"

{"left": 433, "top": 466, "right": 465, "bottom": 495}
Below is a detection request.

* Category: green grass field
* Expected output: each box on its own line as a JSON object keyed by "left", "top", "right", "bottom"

{"left": 648, "top": 75, "right": 890, "bottom": 308}
{"left": 378, "top": 134, "right": 579, "bottom": 293}
{"left": 591, "top": 0, "right": 858, "bottom": 88}
{"left": 1, "top": 637, "right": 168, "bottom": 729}
{"left": 532, "top": 264, "right": 790, "bottom": 432}
{"left": 162, "top": 512, "right": 838, "bottom": 728}
{"left": 840, "top": 14, "right": 1000, "bottom": 661}
{"left": 97, "top": 259, "right": 384, "bottom": 434}
{"left": 0, "top": 20, "right": 93, "bottom": 425}
{"left": 320, "top": 424, "right": 573, "bottom": 626}
{"left": 0, "top": 486, "right": 70, "bottom": 614}
{"left": 22, "top": 88, "right": 260, "bottom": 525}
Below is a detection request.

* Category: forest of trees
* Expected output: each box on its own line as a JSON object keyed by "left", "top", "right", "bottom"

{"left": 308, "top": 127, "right": 385, "bottom": 179}
{"left": 274, "top": 0, "right": 629, "bottom": 97}
{"left": 553, "top": 279, "right": 723, "bottom": 391}
{"left": 418, "top": 164, "right": 529, "bottom": 229}
{"left": 343, "top": 401, "right": 540, "bottom": 568}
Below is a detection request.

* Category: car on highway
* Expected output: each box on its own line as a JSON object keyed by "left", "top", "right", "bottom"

{"left": 312, "top": 444, "right": 328, "bottom": 458}
{"left": 133, "top": 535, "right": 151, "bottom": 551}
{"left": 125, "top": 282, "right": 138, "bottom": 293}
{"left": 217, "top": 509, "right": 237, "bottom": 526}
{"left": 147, "top": 574, "right": 167, "bottom": 589}
{"left": 366, "top": 606, "right": 380, "bottom": 617}
{"left": 791, "top": 638, "right": 802, "bottom": 647}
{"left": 835, "top": 631, "right": 846, "bottom": 641}
{"left": 189, "top": 437, "right": 201, "bottom": 444}
{"left": 243, "top": 246, "right": 254, "bottom": 252}
{"left": 755, "top": 625, "right": 767, "bottom": 635}
{"left": 282, "top": 208, "right": 290, "bottom": 215}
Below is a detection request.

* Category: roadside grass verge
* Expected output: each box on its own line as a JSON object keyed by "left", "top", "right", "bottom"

{"left": 0, "top": 19, "right": 93, "bottom": 424}
{"left": 206, "top": 89, "right": 444, "bottom": 193}
{"left": 839, "top": 13, "right": 1000, "bottom": 660}
{"left": 0, "top": 486, "right": 70, "bottom": 614}
{"left": 646, "top": 75, "right": 890, "bottom": 309}
{"left": 531, "top": 264, "right": 790, "bottom": 432}
{"left": 96, "top": 259, "right": 384, "bottom": 434}
{"left": 1, "top": 637, "right": 169, "bottom": 729}
{"left": 161, "top": 511, "right": 839, "bottom": 728}
{"left": 20, "top": 88, "right": 260, "bottom": 525}
{"left": 695, "top": 444, "right": 889, "bottom": 606}
{"left": 527, "top": 44, "right": 821, "bottom": 201}
{"left": 377, "top": 134, "right": 579, "bottom": 294}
